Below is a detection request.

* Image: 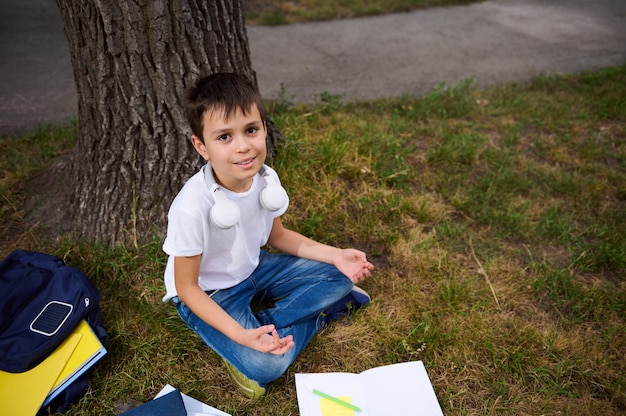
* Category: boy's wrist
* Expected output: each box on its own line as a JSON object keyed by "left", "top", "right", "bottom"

{"left": 231, "top": 325, "right": 248, "bottom": 346}
{"left": 331, "top": 247, "right": 346, "bottom": 264}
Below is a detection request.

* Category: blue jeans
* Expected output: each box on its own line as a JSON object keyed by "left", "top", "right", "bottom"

{"left": 174, "top": 251, "right": 354, "bottom": 384}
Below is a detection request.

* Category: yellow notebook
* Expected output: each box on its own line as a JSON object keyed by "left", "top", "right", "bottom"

{"left": 0, "top": 333, "right": 81, "bottom": 416}
{"left": 43, "top": 319, "right": 107, "bottom": 406}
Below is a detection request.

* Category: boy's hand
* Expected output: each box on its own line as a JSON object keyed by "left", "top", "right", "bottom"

{"left": 334, "top": 249, "right": 375, "bottom": 284}
{"left": 243, "top": 324, "right": 294, "bottom": 355}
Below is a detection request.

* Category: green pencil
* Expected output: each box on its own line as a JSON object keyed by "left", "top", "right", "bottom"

{"left": 312, "top": 388, "right": 362, "bottom": 412}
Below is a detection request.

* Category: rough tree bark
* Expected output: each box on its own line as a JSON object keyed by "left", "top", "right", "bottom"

{"left": 50, "top": 0, "right": 281, "bottom": 244}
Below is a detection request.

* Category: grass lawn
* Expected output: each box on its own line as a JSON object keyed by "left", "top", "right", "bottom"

{"left": 2, "top": 66, "right": 624, "bottom": 415}
{"left": 244, "top": 0, "right": 483, "bottom": 25}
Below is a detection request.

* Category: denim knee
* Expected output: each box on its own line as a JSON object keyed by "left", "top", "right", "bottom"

{"left": 242, "top": 349, "right": 294, "bottom": 384}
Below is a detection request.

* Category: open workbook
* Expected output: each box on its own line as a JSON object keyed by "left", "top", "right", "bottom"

{"left": 295, "top": 361, "right": 443, "bottom": 416}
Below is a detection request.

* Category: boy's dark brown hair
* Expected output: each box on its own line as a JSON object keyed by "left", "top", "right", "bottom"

{"left": 185, "top": 73, "right": 268, "bottom": 140}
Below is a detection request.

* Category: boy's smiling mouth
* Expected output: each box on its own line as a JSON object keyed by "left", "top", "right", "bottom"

{"left": 235, "top": 157, "right": 256, "bottom": 166}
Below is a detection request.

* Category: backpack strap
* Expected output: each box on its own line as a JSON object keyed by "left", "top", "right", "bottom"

{"left": 17, "top": 250, "right": 64, "bottom": 270}
{"left": 47, "top": 374, "right": 90, "bottom": 412}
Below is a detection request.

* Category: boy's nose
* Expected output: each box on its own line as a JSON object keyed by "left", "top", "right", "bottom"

{"left": 234, "top": 135, "right": 251, "bottom": 152}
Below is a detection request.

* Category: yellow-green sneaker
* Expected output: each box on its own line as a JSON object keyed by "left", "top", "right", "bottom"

{"left": 223, "top": 360, "right": 266, "bottom": 399}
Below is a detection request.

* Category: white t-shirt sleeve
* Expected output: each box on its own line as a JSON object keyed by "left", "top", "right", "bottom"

{"left": 163, "top": 205, "right": 205, "bottom": 257}
{"left": 162, "top": 170, "right": 209, "bottom": 258}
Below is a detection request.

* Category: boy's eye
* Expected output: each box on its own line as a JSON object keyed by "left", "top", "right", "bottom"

{"left": 217, "top": 134, "right": 230, "bottom": 142}
{"left": 246, "top": 127, "right": 258, "bottom": 135}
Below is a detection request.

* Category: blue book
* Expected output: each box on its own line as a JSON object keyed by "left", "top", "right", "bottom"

{"left": 121, "top": 389, "right": 187, "bottom": 416}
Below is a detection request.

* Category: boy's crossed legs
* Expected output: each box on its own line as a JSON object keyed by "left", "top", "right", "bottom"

{"left": 175, "top": 252, "right": 368, "bottom": 397}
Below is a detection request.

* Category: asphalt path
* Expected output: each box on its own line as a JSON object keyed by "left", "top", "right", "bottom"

{"left": 1, "top": 0, "right": 625, "bottom": 136}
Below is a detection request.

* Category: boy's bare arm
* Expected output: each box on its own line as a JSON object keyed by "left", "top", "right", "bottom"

{"left": 267, "top": 218, "right": 374, "bottom": 283}
{"left": 174, "top": 255, "right": 294, "bottom": 354}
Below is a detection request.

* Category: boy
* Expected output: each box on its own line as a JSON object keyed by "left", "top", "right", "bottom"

{"left": 162, "top": 73, "right": 374, "bottom": 399}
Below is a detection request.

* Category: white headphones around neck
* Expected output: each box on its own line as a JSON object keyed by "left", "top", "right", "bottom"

{"left": 204, "top": 162, "right": 289, "bottom": 229}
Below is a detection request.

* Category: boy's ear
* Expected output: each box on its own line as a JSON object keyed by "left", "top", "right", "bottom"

{"left": 191, "top": 135, "right": 209, "bottom": 160}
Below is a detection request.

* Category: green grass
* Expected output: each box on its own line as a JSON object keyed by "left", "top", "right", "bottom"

{"left": 244, "top": 0, "right": 483, "bottom": 25}
{"left": 2, "top": 66, "right": 625, "bottom": 415}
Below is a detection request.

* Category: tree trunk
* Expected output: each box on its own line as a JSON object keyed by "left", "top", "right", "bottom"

{"left": 51, "top": 0, "right": 281, "bottom": 244}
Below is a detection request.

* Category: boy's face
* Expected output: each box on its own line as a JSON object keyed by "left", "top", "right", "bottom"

{"left": 192, "top": 104, "right": 267, "bottom": 192}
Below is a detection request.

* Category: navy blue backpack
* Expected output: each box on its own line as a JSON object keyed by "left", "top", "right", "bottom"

{"left": 0, "top": 250, "right": 108, "bottom": 411}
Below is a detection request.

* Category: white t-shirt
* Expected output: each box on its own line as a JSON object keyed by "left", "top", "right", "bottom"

{"left": 162, "top": 163, "right": 288, "bottom": 302}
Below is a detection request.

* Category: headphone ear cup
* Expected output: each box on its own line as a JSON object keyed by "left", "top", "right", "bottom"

{"left": 210, "top": 189, "right": 240, "bottom": 228}
{"left": 259, "top": 183, "right": 289, "bottom": 212}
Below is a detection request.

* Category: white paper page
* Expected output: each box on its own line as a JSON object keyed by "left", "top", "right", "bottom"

{"left": 295, "top": 372, "right": 371, "bottom": 416}
{"left": 359, "top": 361, "right": 443, "bottom": 416}
{"left": 155, "top": 385, "right": 231, "bottom": 416}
